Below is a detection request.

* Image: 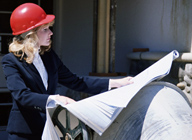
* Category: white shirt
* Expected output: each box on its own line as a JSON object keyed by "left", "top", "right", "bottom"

{"left": 33, "top": 52, "right": 48, "bottom": 90}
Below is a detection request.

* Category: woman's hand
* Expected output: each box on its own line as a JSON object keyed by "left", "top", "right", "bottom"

{"left": 109, "top": 76, "right": 133, "bottom": 89}
{"left": 55, "top": 95, "right": 76, "bottom": 105}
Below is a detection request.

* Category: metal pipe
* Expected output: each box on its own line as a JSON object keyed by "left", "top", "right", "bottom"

{"left": 97, "top": 0, "right": 110, "bottom": 73}
{"left": 109, "top": 0, "right": 117, "bottom": 73}
{"left": 127, "top": 52, "right": 192, "bottom": 62}
{"left": 92, "top": 0, "right": 98, "bottom": 73}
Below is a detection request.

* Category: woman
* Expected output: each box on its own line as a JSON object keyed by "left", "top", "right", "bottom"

{"left": 1, "top": 3, "right": 133, "bottom": 140}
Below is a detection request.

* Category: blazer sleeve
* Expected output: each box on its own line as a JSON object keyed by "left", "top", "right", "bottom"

{"left": 1, "top": 54, "right": 49, "bottom": 112}
{"left": 50, "top": 50, "right": 109, "bottom": 95}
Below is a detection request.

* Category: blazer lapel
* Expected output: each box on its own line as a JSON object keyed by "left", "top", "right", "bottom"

{"left": 22, "top": 60, "right": 47, "bottom": 93}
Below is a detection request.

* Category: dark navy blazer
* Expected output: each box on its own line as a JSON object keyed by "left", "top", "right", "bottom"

{"left": 1, "top": 49, "right": 109, "bottom": 135}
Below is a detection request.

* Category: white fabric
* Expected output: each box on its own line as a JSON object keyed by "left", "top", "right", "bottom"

{"left": 33, "top": 52, "right": 48, "bottom": 90}
{"left": 108, "top": 80, "right": 112, "bottom": 90}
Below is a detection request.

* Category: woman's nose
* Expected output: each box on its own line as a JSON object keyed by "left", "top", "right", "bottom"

{"left": 49, "top": 29, "right": 53, "bottom": 36}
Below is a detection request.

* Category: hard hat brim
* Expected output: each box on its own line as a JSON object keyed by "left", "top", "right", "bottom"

{"left": 35, "top": 15, "right": 55, "bottom": 29}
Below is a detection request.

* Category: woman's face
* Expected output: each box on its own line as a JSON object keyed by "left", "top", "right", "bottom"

{"left": 37, "top": 25, "right": 53, "bottom": 47}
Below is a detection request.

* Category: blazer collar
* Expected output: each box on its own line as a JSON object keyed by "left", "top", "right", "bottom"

{"left": 22, "top": 58, "right": 48, "bottom": 93}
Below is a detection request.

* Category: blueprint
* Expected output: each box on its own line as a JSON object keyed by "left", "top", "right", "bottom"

{"left": 42, "top": 50, "right": 179, "bottom": 140}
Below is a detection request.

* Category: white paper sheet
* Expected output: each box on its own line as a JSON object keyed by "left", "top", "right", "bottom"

{"left": 42, "top": 50, "right": 179, "bottom": 139}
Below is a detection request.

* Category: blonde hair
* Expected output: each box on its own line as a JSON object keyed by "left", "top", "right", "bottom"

{"left": 9, "top": 21, "right": 54, "bottom": 64}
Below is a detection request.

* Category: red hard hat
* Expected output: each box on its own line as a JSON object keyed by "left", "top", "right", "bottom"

{"left": 10, "top": 3, "right": 55, "bottom": 35}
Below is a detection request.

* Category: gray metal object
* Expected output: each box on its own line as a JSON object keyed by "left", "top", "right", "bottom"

{"left": 52, "top": 105, "right": 90, "bottom": 140}
{"left": 93, "top": 81, "right": 192, "bottom": 140}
